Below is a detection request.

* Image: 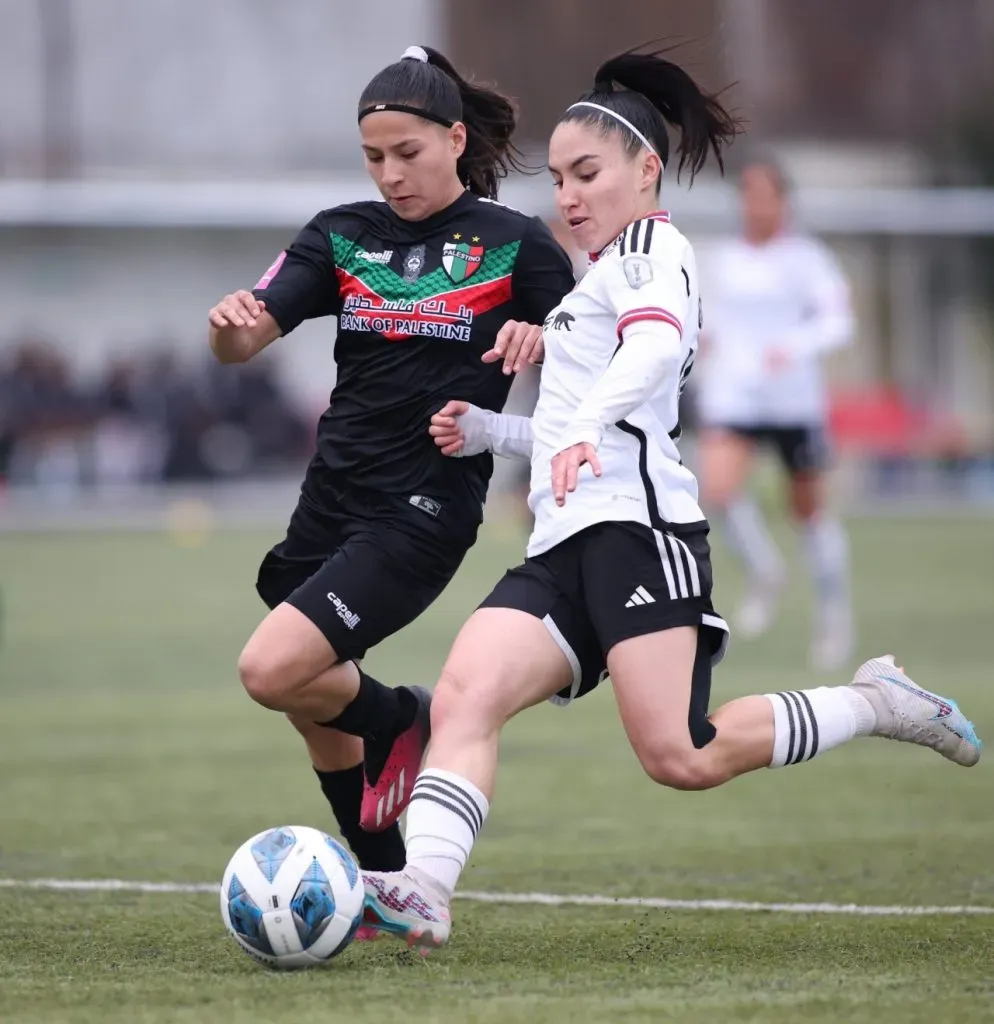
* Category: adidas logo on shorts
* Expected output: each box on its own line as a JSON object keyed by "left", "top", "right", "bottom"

{"left": 625, "top": 586, "right": 655, "bottom": 608}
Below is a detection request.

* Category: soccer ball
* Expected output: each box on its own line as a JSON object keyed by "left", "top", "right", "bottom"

{"left": 220, "top": 825, "right": 365, "bottom": 969}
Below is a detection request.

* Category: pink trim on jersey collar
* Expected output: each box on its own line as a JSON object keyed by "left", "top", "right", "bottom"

{"left": 588, "top": 210, "right": 671, "bottom": 262}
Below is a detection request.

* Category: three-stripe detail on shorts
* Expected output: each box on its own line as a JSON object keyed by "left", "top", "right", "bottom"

{"left": 772, "top": 691, "right": 820, "bottom": 764}
{"left": 652, "top": 530, "right": 702, "bottom": 600}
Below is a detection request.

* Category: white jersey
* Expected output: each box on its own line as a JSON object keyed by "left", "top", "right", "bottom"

{"left": 527, "top": 212, "right": 705, "bottom": 558}
{"left": 696, "top": 233, "right": 853, "bottom": 426}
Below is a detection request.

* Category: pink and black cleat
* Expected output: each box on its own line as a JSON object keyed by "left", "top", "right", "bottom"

{"left": 360, "top": 685, "right": 432, "bottom": 832}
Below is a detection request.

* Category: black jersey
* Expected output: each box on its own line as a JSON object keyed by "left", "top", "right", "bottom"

{"left": 254, "top": 190, "right": 574, "bottom": 512}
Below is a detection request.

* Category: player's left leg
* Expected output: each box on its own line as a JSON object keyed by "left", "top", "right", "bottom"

{"left": 611, "top": 628, "right": 981, "bottom": 791}
{"left": 780, "top": 426, "right": 853, "bottom": 671}
{"left": 362, "top": 604, "right": 578, "bottom": 950}
{"left": 587, "top": 522, "right": 980, "bottom": 791}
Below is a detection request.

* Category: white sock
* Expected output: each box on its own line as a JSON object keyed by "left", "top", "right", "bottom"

{"left": 722, "top": 496, "right": 785, "bottom": 583}
{"left": 765, "top": 686, "right": 876, "bottom": 767}
{"left": 404, "top": 769, "right": 489, "bottom": 899}
{"left": 802, "top": 515, "right": 851, "bottom": 609}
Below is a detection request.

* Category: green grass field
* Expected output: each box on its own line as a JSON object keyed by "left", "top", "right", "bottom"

{"left": 1, "top": 513, "right": 992, "bottom": 1023}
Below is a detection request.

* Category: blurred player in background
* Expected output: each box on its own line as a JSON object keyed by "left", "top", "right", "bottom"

{"left": 695, "top": 160, "right": 855, "bottom": 670}
{"left": 207, "top": 46, "right": 573, "bottom": 885}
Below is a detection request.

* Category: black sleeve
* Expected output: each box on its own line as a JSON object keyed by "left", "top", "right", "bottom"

{"left": 510, "top": 217, "right": 575, "bottom": 324}
{"left": 252, "top": 212, "right": 341, "bottom": 335}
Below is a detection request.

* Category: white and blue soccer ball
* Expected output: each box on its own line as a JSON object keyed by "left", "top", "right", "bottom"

{"left": 220, "top": 825, "right": 364, "bottom": 969}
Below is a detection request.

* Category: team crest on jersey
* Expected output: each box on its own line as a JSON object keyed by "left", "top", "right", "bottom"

{"left": 442, "top": 233, "right": 484, "bottom": 283}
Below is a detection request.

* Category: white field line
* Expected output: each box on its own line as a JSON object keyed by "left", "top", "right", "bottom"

{"left": 1, "top": 877, "right": 992, "bottom": 917}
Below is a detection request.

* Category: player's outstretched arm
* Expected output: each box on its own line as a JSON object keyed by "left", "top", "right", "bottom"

{"left": 208, "top": 290, "right": 282, "bottom": 364}
{"left": 430, "top": 400, "right": 533, "bottom": 461}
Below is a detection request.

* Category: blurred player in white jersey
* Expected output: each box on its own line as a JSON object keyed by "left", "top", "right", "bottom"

{"left": 696, "top": 161, "right": 855, "bottom": 670}
{"left": 356, "top": 50, "right": 981, "bottom": 951}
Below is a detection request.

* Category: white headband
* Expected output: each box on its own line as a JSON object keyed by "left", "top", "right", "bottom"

{"left": 401, "top": 45, "right": 429, "bottom": 63}
{"left": 566, "top": 101, "right": 664, "bottom": 170}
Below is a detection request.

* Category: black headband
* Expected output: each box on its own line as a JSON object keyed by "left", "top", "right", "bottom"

{"left": 357, "top": 103, "right": 455, "bottom": 127}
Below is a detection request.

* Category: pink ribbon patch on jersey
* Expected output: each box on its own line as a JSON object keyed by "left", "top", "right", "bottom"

{"left": 255, "top": 251, "right": 287, "bottom": 289}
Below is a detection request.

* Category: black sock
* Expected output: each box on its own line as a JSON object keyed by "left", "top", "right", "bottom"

{"left": 314, "top": 764, "right": 406, "bottom": 871}
{"left": 320, "top": 669, "right": 419, "bottom": 743}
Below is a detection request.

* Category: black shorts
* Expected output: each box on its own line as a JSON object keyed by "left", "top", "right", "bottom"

{"left": 480, "top": 522, "right": 729, "bottom": 724}
{"left": 723, "top": 424, "right": 830, "bottom": 475}
{"left": 256, "top": 456, "right": 480, "bottom": 662}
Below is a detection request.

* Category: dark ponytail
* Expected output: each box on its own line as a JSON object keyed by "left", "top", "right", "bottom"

{"left": 358, "top": 46, "right": 524, "bottom": 200}
{"left": 561, "top": 47, "right": 743, "bottom": 186}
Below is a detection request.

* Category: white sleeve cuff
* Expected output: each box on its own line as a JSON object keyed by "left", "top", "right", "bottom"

{"left": 554, "top": 422, "right": 604, "bottom": 452}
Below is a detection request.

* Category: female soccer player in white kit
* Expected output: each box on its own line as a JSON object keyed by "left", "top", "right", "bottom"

{"left": 358, "top": 50, "right": 982, "bottom": 950}
{"left": 696, "top": 161, "right": 855, "bottom": 670}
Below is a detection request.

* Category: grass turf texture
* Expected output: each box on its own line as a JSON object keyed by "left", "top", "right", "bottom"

{"left": 1, "top": 515, "right": 992, "bottom": 1023}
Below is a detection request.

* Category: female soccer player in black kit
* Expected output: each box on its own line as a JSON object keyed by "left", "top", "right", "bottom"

{"left": 207, "top": 46, "right": 574, "bottom": 887}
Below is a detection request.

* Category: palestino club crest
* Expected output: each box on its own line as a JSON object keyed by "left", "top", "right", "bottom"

{"left": 442, "top": 233, "right": 484, "bottom": 283}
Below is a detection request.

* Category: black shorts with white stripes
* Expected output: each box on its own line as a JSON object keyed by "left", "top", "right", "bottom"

{"left": 479, "top": 521, "right": 730, "bottom": 718}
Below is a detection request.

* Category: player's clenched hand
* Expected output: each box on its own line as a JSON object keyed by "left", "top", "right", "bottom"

{"left": 430, "top": 400, "right": 471, "bottom": 456}
{"left": 482, "top": 319, "right": 544, "bottom": 375}
{"left": 551, "top": 442, "right": 602, "bottom": 506}
{"left": 209, "top": 291, "right": 266, "bottom": 329}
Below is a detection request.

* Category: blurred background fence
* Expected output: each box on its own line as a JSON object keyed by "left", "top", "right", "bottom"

{"left": 3, "top": 0, "right": 994, "bottom": 521}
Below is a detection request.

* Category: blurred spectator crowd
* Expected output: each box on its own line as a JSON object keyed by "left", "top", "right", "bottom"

{"left": 0, "top": 338, "right": 313, "bottom": 489}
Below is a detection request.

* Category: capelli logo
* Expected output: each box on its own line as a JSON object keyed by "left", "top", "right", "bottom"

{"left": 357, "top": 249, "right": 394, "bottom": 264}
{"left": 326, "top": 591, "right": 361, "bottom": 630}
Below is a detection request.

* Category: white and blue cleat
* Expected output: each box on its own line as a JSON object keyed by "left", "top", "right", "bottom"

{"left": 851, "top": 655, "right": 982, "bottom": 766}
{"left": 361, "top": 870, "right": 452, "bottom": 952}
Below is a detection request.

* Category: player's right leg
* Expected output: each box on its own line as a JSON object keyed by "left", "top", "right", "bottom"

{"left": 362, "top": 607, "right": 574, "bottom": 949}
{"left": 362, "top": 556, "right": 593, "bottom": 949}
{"left": 698, "top": 425, "right": 785, "bottom": 636}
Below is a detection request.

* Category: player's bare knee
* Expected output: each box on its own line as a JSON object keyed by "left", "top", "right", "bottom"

{"left": 238, "top": 645, "right": 292, "bottom": 710}
{"left": 638, "top": 745, "right": 720, "bottom": 791}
